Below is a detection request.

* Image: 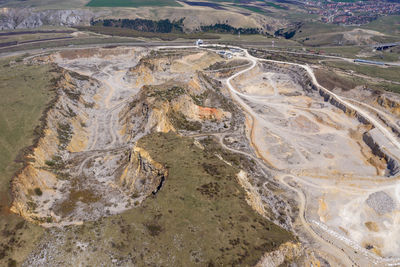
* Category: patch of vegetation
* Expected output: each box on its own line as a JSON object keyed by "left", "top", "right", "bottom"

{"left": 190, "top": 91, "right": 209, "bottom": 106}
{"left": 92, "top": 18, "right": 185, "bottom": 33}
{"left": 86, "top": 0, "right": 181, "bottom": 7}
{"left": 249, "top": 48, "right": 323, "bottom": 65}
{"left": 317, "top": 67, "right": 400, "bottom": 94}
{"left": 147, "top": 86, "right": 186, "bottom": 102}
{"left": 45, "top": 155, "right": 65, "bottom": 170}
{"left": 275, "top": 22, "right": 303, "bottom": 39}
{"left": 26, "top": 201, "right": 37, "bottom": 211}
{"left": 0, "top": 36, "right": 148, "bottom": 54}
{"left": 145, "top": 222, "right": 163, "bottom": 236}
{"left": 262, "top": 1, "right": 286, "bottom": 10}
{"left": 63, "top": 88, "right": 81, "bottom": 102}
{"left": 43, "top": 155, "right": 70, "bottom": 180}
{"left": 57, "top": 122, "right": 72, "bottom": 150}
{"left": 323, "top": 61, "right": 400, "bottom": 83}
{"left": 84, "top": 101, "right": 95, "bottom": 109}
{"left": 201, "top": 23, "right": 261, "bottom": 35}
{"left": 363, "top": 15, "right": 400, "bottom": 36}
{"left": 68, "top": 71, "right": 90, "bottom": 81}
{"left": 168, "top": 111, "right": 202, "bottom": 131}
{"left": 290, "top": 21, "right": 344, "bottom": 40}
{"left": 7, "top": 259, "right": 16, "bottom": 267}
{"left": 76, "top": 26, "right": 220, "bottom": 41}
{"left": 56, "top": 188, "right": 101, "bottom": 217}
{"left": 34, "top": 187, "right": 42, "bottom": 196}
{"left": 206, "top": 59, "right": 249, "bottom": 71}
{"left": 235, "top": 5, "right": 266, "bottom": 14}
{"left": 315, "top": 69, "right": 357, "bottom": 91}
{"left": 197, "top": 182, "right": 220, "bottom": 199}
{"left": 66, "top": 106, "right": 77, "bottom": 117}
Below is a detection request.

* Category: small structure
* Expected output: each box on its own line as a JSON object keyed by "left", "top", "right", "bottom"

{"left": 354, "top": 59, "right": 385, "bottom": 66}
{"left": 196, "top": 39, "right": 203, "bottom": 46}
{"left": 217, "top": 51, "right": 233, "bottom": 59}
{"left": 229, "top": 48, "right": 242, "bottom": 53}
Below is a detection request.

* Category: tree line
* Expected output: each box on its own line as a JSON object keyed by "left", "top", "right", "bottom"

{"left": 91, "top": 18, "right": 263, "bottom": 35}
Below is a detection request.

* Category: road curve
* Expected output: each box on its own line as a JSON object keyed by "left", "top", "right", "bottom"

{"left": 243, "top": 49, "right": 400, "bottom": 154}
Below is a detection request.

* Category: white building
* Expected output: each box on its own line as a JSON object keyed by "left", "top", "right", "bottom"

{"left": 217, "top": 51, "right": 233, "bottom": 59}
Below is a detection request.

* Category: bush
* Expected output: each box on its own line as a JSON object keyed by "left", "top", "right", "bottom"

{"left": 34, "top": 187, "right": 43, "bottom": 196}
{"left": 57, "top": 122, "right": 72, "bottom": 149}
{"left": 145, "top": 223, "right": 163, "bottom": 236}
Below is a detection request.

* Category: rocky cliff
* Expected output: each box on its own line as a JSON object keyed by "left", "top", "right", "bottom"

{"left": 0, "top": 8, "right": 93, "bottom": 30}
{"left": 377, "top": 94, "right": 400, "bottom": 115}
{"left": 119, "top": 146, "right": 168, "bottom": 197}
{"left": 256, "top": 241, "right": 302, "bottom": 267}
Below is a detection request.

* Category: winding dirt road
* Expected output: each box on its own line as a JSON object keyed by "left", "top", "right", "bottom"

{"left": 214, "top": 47, "right": 357, "bottom": 267}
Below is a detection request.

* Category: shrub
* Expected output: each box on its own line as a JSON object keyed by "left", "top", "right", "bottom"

{"left": 34, "top": 187, "right": 43, "bottom": 196}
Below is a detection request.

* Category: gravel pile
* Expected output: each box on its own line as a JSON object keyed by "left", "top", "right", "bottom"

{"left": 366, "top": 191, "right": 396, "bottom": 215}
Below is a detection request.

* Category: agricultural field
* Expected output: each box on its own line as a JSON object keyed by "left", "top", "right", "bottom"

{"left": 86, "top": 0, "right": 181, "bottom": 7}
{"left": 0, "top": 0, "right": 88, "bottom": 8}
{"left": 75, "top": 26, "right": 218, "bottom": 41}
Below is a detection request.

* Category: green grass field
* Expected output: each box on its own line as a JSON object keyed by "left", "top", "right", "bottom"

{"left": 0, "top": 36, "right": 145, "bottom": 53}
{"left": 293, "top": 22, "right": 349, "bottom": 39}
{"left": 323, "top": 60, "right": 400, "bottom": 83}
{"left": 364, "top": 15, "right": 400, "bottom": 37}
{"left": 0, "top": 57, "right": 57, "bottom": 197}
{"left": 0, "top": 56, "right": 59, "bottom": 266}
{"left": 75, "top": 26, "right": 219, "bottom": 41}
{"left": 235, "top": 5, "right": 265, "bottom": 14}
{"left": 316, "top": 66, "right": 400, "bottom": 94}
{"left": 262, "top": 1, "right": 285, "bottom": 10}
{"left": 86, "top": 0, "right": 181, "bottom": 7}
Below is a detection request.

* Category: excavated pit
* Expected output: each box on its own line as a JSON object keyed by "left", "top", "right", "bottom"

{"left": 10, "top": 47, "right": 254, "bottom": 227}
{"left": 230, "top": 58, "right": 400, "bottom": 261}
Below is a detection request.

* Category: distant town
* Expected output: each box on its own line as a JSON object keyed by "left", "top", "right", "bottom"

{"left": 304, "top": 0, "right": 400, "bottom": 25}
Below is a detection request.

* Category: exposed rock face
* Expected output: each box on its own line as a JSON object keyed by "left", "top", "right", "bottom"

{"left": 119, "top": 146, "right": 168, "bottom": 197}
{"left": 120, "top": 52, "right": 233, "bottom": 137}
{"left": 377, "top": 94, "right": 400, "bottom": 116}
{"left": 0, "top": 8, "right": 93, "bottom": 30}
{"left": 256, "top": 241, "right": 302, "bottom": 267}
{"left": 363, "top": 131, "right": 400, "bottom": 176}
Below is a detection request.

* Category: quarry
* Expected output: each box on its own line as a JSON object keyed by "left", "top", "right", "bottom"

{"left": 4, "top": 44, "right": 400, "bottom": 266}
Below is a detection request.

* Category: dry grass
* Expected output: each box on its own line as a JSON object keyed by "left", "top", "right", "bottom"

{"left": 315, "top": 69, "right": 357, "bottom": 91}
